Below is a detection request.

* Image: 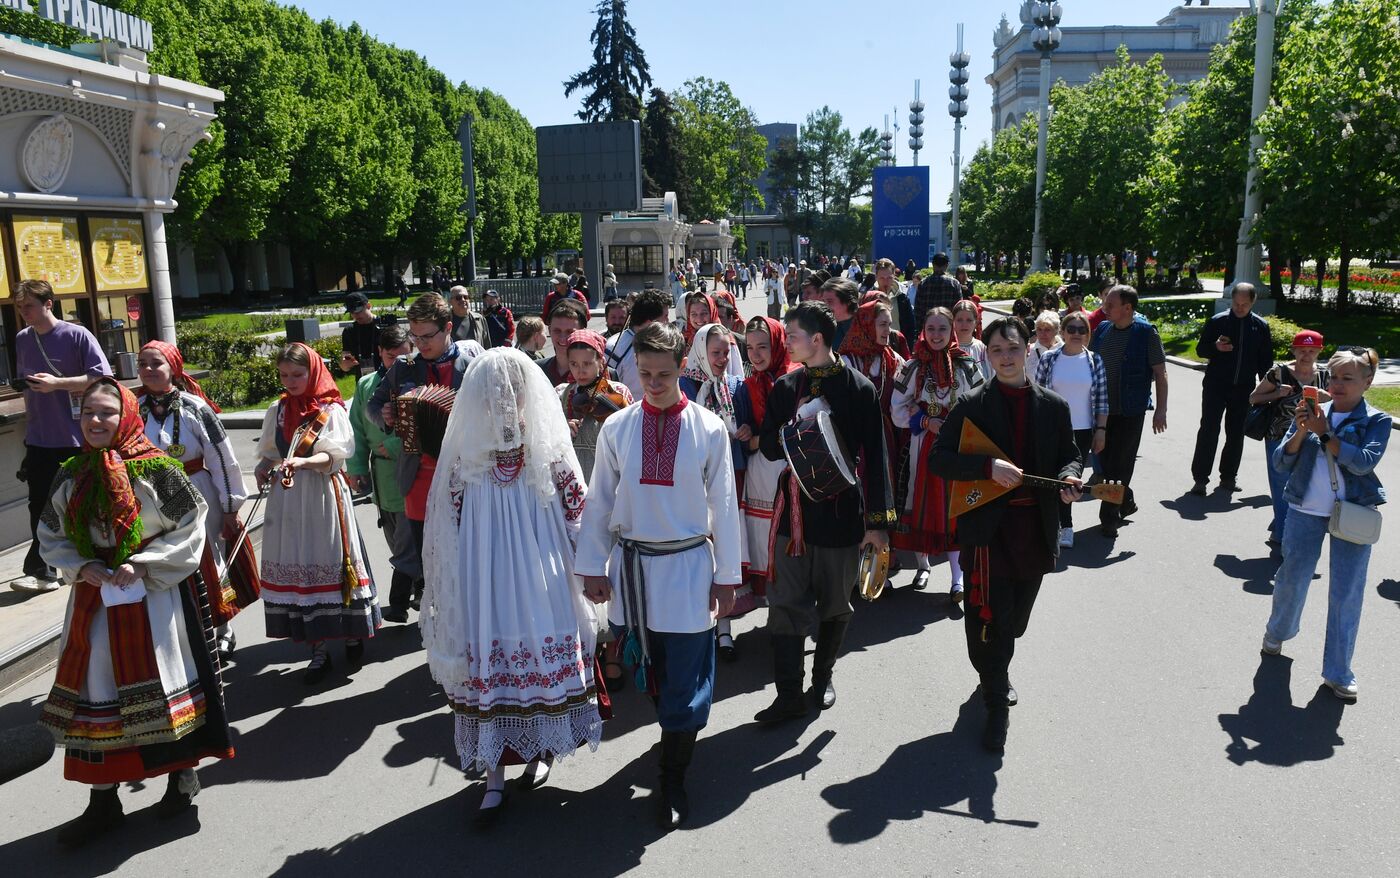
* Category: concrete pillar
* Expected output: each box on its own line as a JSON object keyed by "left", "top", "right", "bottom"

{"left": 175, "top": 242, "right": 199, "bottom": 299}
{"left": 144, "top": 210, "right": 177, "bottom": 343}
{"left": 251, "top": 243, "right": 270, "bottom": 292}
{"left": 216, "top": 249, "right": 233, "bottom": 294}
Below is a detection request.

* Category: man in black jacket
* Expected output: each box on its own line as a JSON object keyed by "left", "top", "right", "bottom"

{"left": 1189, "top": 283, "right": 1274, "bottom": 494}
{"left": 931, "top": 316, "right": 1084, "bottom": 753}
{"left": 754, "top": 301, "right": 895, "bottom": 723}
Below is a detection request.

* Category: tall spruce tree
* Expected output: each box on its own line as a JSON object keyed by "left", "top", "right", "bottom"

{"left": 641, "top": 88, "right": 687, "bottom": 204}
{"left": 563, "top": 0, "right": 652, "bottom": 122}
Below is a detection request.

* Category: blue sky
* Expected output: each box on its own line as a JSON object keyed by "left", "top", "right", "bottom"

{"left": 287, "top": 0, "right": 1250, "bottom": 209}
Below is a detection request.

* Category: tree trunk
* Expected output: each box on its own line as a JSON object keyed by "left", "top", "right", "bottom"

{"left": 382, "top": 255, "right": 397, "bottom": 300}
{"left": 1289, "top": 255, "right": 1301, "bottom": 298}
{"left": 1314, "top": 253, "right": 1327, "bottom": 296}
{"left": 1269, "top": 250, "right": 1283, "bottom": 301}
{"left": 1134, "top": 250, "right": 1146, "bottom": 290}
{"left": 223, "top": 241, "right": 249, "bottom": 309}
{"left": 1336, "top": 244, "right": 1351, "bottom": 314}
{"left": 288, "top": 246, "right": 308, "bottom": 302}
{"left": 1114, "top": 253, "right": 1124, "bottom": 283}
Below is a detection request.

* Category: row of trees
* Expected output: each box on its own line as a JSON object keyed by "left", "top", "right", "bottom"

{"left": 0, "top": 0, "right": 580, "bottom": 299}
{"left": 958, "top": 0, "right": 1400, "bottom": 310}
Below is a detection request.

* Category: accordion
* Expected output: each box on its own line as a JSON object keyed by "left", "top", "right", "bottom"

{"left": 395, "top": 384, "right": 456, "bottom": 458}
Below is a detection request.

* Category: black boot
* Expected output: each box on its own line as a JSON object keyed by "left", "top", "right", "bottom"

{"left": 982, "top": 707, "right": 1010, "bottom": 754}
{"left": 156, "top": 770, "right": 198, "bottom": 819}
{"left": 754, "top": 635, "right": 808, "bottom": 724}
{"left": 657, "top": 730, "right": 698, "bottom": 830}
{"left": 56, "top": 786, "right": 124, "bottom": 848}
{"left": 808, "top": 619, "right": 849, "bottom": 711}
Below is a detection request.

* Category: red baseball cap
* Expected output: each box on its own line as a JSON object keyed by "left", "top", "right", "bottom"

{"left": 1292, "top": 330, "right": 1324, "bottom": 348}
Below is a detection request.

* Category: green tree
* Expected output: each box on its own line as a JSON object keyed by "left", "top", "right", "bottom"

{"left": 673, "top": 77, "right": 767, "bottom": 220}
{"left": 956, "top": 118, "right": 1038, "bottom": 273}
{"left": 1255, "top": 0, "right": 1400, "bottom": 312}
{"left": 563, "top": 0, "right": 652, "bottom": 122}
{"left": 763, "top": 108, "right": 878, "bottom": 254}
{"left": 470, "top": 88, "right": 540, "bottom": 275}
{"left": 641, "top": 88, "right": 688, "bottom": 205}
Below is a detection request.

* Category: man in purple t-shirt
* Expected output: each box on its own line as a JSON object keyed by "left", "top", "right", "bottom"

{"left": 10, "top": 279, "right": 111, "bottom": 593}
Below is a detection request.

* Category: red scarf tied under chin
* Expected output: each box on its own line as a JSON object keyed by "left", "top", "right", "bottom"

{"left": 279, "top": 343, "right": 343, "bottom": 445}
{"left": 840, "top": 302, "right": 898, "bottom": 385}
{"left": 742, "top": 316, "right": 798, "bottom": 428}
{"left": 913, "top": 332, "right": 966, "bottom": 389}
{"left": 141, "top": 339, "right": 220, "bottom": 413}
{"left": 683, "top": 293, "right": 719, "bottom": 347}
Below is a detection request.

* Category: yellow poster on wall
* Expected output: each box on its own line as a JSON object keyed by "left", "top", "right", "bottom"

{"left": 13, "top": 215, "right": 86, "bottom": 295}
{"left": 0, "top": 226, "right": 9, "bottom": 301}
{"left": 88, "top": 217, "right": 148, "bottom": 292}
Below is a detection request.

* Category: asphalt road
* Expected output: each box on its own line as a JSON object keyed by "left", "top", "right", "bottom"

{"left": 2, "top": 290, "right": 1397, "bottom": 877}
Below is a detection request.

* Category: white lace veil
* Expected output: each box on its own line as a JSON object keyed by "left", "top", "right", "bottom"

{"left": 421, "top": 347, "right": 582, "bottom": 667}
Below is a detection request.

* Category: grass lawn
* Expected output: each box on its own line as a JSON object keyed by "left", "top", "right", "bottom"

{"left": 179, "top": 292, "right": 409, "bottom": 333}
{"left": 1367, "top": 386, "right": 1400, "bottom": 416}
{"left": 1156, "top": 300, "right": 1398, "bottom": 364}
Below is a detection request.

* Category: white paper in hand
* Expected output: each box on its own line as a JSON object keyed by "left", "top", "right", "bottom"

{"left": 101, "top": 577, "right": 148, "bottom": 608}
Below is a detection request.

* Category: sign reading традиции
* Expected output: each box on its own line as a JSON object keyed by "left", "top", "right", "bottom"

{"left": 1, "top": 0, "right": 154, "bottom": 53}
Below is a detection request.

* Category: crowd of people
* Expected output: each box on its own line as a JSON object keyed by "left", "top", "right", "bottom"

{"left": 8, "top": 256, "right": 1389, "bottom": 845}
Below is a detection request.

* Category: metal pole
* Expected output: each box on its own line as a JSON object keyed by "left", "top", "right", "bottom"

{"left": 1030, "top": 52, "right": 1053, "bottom": 272}
{"left": 951, "top": 120, "right": 963, "bottom": 269}
{"left": 1229, "top": 0, "right": 1281, "bottom": 305}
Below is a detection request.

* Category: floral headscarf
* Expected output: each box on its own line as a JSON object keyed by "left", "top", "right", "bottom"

{"left": 681, "top": 323, "right": 737, "bottom": 433}
{"left": 840, "top": 302, "right": 898, "bottom": 385}
{"left": 743, "top": 316, "right": 798, "bottom": 428}
{"left": 62, "top": 378, "right": 182, "bottom": 565}
{"left": 913, "top": 314, "right": 967, "bottom": 389}
{"left": 140, "top": 339, "right": 220, "bottom": 412}
{"left": 682, "top": 292, "right": 719, "bottom": 347}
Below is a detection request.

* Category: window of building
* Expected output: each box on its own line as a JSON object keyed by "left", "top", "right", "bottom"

{"left": 608, "top": 244, "right": 663, "bottom": 275}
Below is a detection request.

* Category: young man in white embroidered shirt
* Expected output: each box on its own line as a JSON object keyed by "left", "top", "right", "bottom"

{"left": 577, "top": 321, "right": 743, "bottom": 832}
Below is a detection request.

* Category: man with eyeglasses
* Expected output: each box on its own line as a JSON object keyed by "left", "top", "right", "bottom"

{"left": 368, "top": 293, "right": 485, "bottom": 623}
{"left": 447, "top": 285, "right": 492, "bottom": 349}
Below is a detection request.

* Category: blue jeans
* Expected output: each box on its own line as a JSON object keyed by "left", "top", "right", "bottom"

{"left": 1265, "top": 510, "right": 1372, "bottom": 686}
{"left": 1264, "top": 437, "right": 1290, "bottom": 535}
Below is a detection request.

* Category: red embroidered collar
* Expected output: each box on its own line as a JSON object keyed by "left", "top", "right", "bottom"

{"left": 641, "top": 396, "right": 689, "bottom": 417}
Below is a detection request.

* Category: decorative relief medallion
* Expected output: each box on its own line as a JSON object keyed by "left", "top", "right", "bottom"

{"left": 21, "top": 114, "right": 75, "bottom": 194}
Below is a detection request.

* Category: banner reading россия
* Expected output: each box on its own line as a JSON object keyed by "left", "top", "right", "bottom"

{"left": 871, "top": 165, "right": 930, "bottom": 270}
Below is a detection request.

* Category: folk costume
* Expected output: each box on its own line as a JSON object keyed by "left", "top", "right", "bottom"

{"left": 890, "top": 335, "right": 984, "bottom": 591}
{"left": 756, "top": 357, "right": 895, "bottom": 720}
{"left": 735, "top": 317, "right": 799, "bottom": 602}
{"left": 348, "top": 364, "right": 420, "bottom": 628}
{"left": 681, "top": 293, "right": 745, "bottom": 381}
{"left": 930, "top": 378, "right": 1082, "bottom": 750}
{"left": 840, "top": 302, "right": 907, "bottom": 499}
{"left": 558, "top": 330, "right": 634, "bottom": 479}
{"left": 38, "top": 379, "right": 233, "bottom": 838}
{"left": 257, "top": 346, "right": 380, "bottom": 669}
{"left": 421, "top": 348, "right": 602, "bottom": 778}
{"left": 367, "top": 337, "right": 484, "bottom": 616}
{"left": 137, "top": 341, "right": 252, "bottom": 657}
{"left": 575, "top": 391, "right": 743, "bottom": 828}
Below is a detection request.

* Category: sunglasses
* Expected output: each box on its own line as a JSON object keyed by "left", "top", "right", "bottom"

{"left": 1063, "top": 325, "right": 1088, "bottom": 335}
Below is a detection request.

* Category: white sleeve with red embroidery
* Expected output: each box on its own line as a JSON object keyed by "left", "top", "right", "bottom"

{"left": 574, "top": 418, "right": 619, "bottom": 577}
{"left": 704, "top": 418, "right": 744, "bottom": 586}
{"left": 551, "top": 460, "right": 587, "bottom": 548}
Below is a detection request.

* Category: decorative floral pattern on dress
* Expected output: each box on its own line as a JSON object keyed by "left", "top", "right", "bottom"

{"left": 459, "top": 636, "right": 588, "bottom": 696}
{"left": 554, "top": 468, "right": 585, "bottom": 521}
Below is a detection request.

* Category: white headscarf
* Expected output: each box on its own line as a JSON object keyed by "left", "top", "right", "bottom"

{"left": 681, "top": 322, "right": 738, "bottom": 434}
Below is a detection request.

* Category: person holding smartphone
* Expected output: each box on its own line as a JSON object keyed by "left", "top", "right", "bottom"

{"left": 11, "top": 279, "right": 112, "bottom": 594}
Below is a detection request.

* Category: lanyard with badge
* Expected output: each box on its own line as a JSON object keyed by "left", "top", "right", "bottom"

{"left": 32, "top": 330, "right": 82, "bottom": 419}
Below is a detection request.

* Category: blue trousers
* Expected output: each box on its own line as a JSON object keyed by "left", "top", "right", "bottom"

{"left": 615, "top": 626, "right": 715, "bottom": 732}
{"left": 1265, "top": 510, "right": 1372, "bottom": 687}
{"left": 1263, "top": 437, "right": 1290, "bottom": 536}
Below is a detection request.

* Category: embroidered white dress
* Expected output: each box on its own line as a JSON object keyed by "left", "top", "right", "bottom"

{"left": 426, "top": 451, "right": 601, "bottom": 771}
{"left": 575, "top": 399, "right": 744, "bottom": 634}
{"left": 256, "top": 402, "right": 379, "bottom": 642}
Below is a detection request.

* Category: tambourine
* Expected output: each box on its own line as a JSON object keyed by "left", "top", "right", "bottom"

{"left": 856, "top": 543, "right": 890, "bottom": 602}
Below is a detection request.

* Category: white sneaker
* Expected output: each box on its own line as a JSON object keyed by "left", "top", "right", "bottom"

{"left": 9, "top": 574, "right": 61, "bottom": 593}
{"left": 1260, "top": 635, "right": 1282, "bottom": 656}
{"left": 1058, "top": 527, "right": 1074, "bottom": 549}
{"left": 1325, "top": 679, "right": 1358, "bottom": 702}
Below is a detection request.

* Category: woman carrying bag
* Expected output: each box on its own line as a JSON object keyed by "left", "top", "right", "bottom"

{"left": 1248, "top": 330, "right": 1330, "bottom": 548}
{"left": 1261, "top": 347, "right": 1389, "bottom": 703}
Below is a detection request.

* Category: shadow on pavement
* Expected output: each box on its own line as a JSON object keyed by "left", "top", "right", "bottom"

{"left": 1213, "top": 552, "right": 1280, "bottom": 595}
{"left": 1378, "top": 579, "right": 1400, "bottom": 609}
{"left": 0, "top": 798, "right": 205, "bottom": 877}
{"left": 1060, "top": 530, "right": 1137, "bottom": 570}
{"left": 1161, "top": 491, "right": 1269, "bottom": 522}
{"left": 821, "top": 692, "right": 1037, "bottom": 844}
{"left": 1217, "top": 656, "right": 1344, "bottom": 767}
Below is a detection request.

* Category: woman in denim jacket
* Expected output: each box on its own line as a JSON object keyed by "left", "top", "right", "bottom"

{"left": 1262, "top": 347, "right": 1390, "bottom": 702}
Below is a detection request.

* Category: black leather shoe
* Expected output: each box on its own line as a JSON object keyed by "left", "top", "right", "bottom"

{"left": 982, "top": 708, "right": 1009, "bottom": 754}
{"left": 754, "top": 692, "right": 809, "bottom": 724}
{"left": 1189, "top": 481, "right": 1208, "bottom": 496}
{"left": 303, "top": 654, "right": 333, "bottom": 686}
{"left": 809, "top": 676, "right": 836, "bottom": 710}
{"left": 1217, "top": 479, "right": 1239, "bottom": 493}
{"left": 1119, "top": 499, "right": 1139, "bottom": 519}
{"left": 1006, "top": 685, "right": 1018, "bottom": 707}
{"left": 911, "top": 569, "right": 930, "bottom": 591}
{"left": 1100, "top": 521, "right": 1119, "bottom": 539}
{"left": 473, "top": 788, "right": 509, "bottom": 828}
{"left": 345, "top": 639, "right": 365, "bottom": 664}
{"left": 56, "top": 786, "right": 125, "bottom": 848}
{"left": 381, "top": 607, "right": 409, "bottom": 624}
{"left": 657, "top": 782, "right": 688, "bottom": 830}
{"left": 156, "top": 771, "right": 197, "bottom": 819}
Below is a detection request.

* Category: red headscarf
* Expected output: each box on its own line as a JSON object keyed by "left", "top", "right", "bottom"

{"left": 140, "top": 340, "right": 220, "bottom": 413}
{"left": 63, "top": 378, "right": 178, "bottom": 565}
{"left": 713, "top": 290, "right": 745, "bottom": 333}
{"left": 742, "top": 316, "right": 798, "bottom": 428}
{"left": 913, "top": 316, "right": 966, "bottom": 389}
{"left": 683, "top": 293, "right": 719, "bottom": 347}
{"left": 564, "top": 329, "right": 607, "bottom": 362}
{"left": 839, "top": 302, "right": 898, "bottom": 385}
{"left": 279, "top": 342, "right": 343, "bottom": 444}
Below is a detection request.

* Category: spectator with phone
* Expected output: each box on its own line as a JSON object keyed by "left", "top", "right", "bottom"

{"left": 1248, "top": 329, "right": 1330, "bottom": 547}
{"left": 11, "top": 279, "right": 112, "bottom": 594}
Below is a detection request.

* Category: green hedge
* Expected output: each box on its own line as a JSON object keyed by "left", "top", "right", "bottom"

{"left": 179, "top": 323, "right": 344, "bottom": 410}
{"left": 1020, "top": 272, "right": 1063, "bottom": 303}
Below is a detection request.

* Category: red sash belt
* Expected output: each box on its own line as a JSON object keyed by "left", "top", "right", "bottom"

{"left": 182, "top": 457, "right": 206, "bottom": 477}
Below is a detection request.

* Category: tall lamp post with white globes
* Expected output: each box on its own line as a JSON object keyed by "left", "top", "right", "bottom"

{"left": 949, "top": 24, "right": 970, "bottom": 271}
{"left": 1029, "top": 2, "right": 1062, "bottom": 273}
{"left": 908, "top": 81, "right": 924, "bottom": 167}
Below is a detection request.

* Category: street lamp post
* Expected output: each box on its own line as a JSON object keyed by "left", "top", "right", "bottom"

{"left": 949, "top": 25, "right": 970, "bottom": 270}
{"left": 880, "top": 115, "right": 894, "bottom": 167}
{"left": 908, "top": 81, "right": 925, "bottom": 167}
{"left": 1228, "top": 0, "right": 1283, "bottom": 313}
{"left": 1029, "top": 2, "right": 1062, "bottom": 274}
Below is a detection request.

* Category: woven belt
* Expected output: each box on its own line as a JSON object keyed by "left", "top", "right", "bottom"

{"left": 618, "top": 535, "right": 709, "bottom": 671}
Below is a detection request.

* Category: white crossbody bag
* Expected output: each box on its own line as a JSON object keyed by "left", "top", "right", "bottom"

{"left": 1325, "top": 448, "right": 1382, "bottom": 545}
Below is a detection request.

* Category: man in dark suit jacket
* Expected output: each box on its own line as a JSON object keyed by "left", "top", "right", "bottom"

{"left": 931, "top": 316, "right": 1084, "bottom": 754}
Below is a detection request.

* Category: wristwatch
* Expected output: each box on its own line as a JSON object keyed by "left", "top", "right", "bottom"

{"left": 1319, "top": 431, "right": 1333, "bottom": 445}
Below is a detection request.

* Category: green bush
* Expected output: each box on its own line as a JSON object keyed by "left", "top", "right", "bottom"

{"left": 978, "top": 281, "right": 1024, "bottom": 301}
{"left": 1020, "top": 272, "right": 1063, "bottom": 303}
{"left": 1264, "top": 315, "right": 1307, "bottom": 360}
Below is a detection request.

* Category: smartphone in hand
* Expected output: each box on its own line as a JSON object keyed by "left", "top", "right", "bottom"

{"left": 1302, "top": 385, "right": 1319, "bottom": 413}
